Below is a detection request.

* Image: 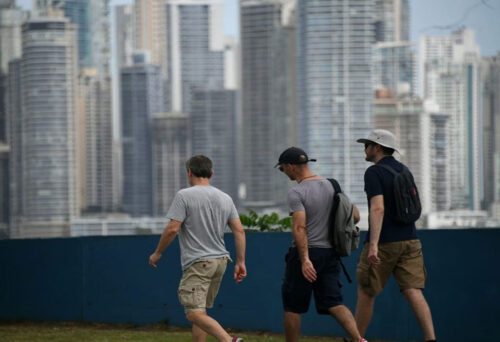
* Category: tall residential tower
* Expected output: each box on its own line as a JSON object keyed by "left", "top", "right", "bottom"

{"left": 297, "top": 0, "right": 374, "bottom": 205}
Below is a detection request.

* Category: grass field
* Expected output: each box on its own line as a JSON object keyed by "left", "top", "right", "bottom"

{"left": 0, "top": 321, "right": 392, "bottom": 342}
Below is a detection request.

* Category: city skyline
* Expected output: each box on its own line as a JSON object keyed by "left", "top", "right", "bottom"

{"left": 2, "top": 0, "right": 499, "bottom": 238}
{"left": 15, "top": 0, "right": 500, "bottom": 57}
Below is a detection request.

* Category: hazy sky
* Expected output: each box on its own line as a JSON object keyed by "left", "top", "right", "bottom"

{"left": 16, "top": 0, "right": 500, "bottom": 56}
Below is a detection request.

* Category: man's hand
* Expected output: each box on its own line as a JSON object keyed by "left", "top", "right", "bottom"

{"left": 234, "top": 261, "right": 247, "bottom": 284}
{"left": 301, "top": 258, "right": 317, "bottom": 283}
{"left": 149, "top": 252, "right": 162, "bottom": 268}
{"left": 367, "top": 244, "right": 380, "bottom": 268}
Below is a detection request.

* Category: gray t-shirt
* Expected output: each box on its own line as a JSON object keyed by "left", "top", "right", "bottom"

{"left": 288, "top": 178, "right": 334, "bottom": 248}
{"left": 167, "top": 185, "right": 239, "bottom": 270}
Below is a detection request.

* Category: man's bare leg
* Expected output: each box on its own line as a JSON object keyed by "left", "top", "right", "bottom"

{"left": 283, "top": 311, "right": 301, "bottom": 342}
{"left": 402, "top": 288, "right": 436, "bottom": 341}
{"left": 186, "top": 311, "right": 232, "bottom": 342}
{"left": 329, "top": 305, "right": 363, "bottom": 341}
{"left": 355, "top": 286, "right": 376, "bottom": 337}
{"left": 192, "top": 323, "right": 208, "bottom": 342}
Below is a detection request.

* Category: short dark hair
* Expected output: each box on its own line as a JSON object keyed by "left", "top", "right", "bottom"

{"left": 185, "top": 155, "right": 213, "bottom": 178}
{"left": 380, "top": 145, "right": 395, "bottom": 156}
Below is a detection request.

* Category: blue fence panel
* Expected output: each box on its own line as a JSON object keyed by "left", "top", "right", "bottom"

{"left": 0, "top": 229, "right": 499, "bottom": 342}
{"left": 0, "top": 238, "right": 84, "bottom": 321}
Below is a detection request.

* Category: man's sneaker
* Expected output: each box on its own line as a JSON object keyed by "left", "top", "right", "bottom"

{"left": 231, "top": 338, "right": 244, "bottom": 342}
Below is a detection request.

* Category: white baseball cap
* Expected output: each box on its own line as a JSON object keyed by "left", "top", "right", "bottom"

{"left": 356, "top": 129, "right": 401, "bottom": 155}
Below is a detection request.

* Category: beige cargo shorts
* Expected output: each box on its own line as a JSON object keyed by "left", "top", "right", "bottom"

{"left": 357, "top": 239, "right": 427, "bottom": 297}
{"left": 178, "top": 257, "right": 230, "bottom": 313}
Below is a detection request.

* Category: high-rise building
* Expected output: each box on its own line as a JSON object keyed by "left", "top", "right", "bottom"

{"left": 374, "top": 0, "right": 410, "bottom": 43}
{"left": 152, "top": 112, "right": 189, "bottom": 216}
{"left": 481, "top": 53, "right": 500, "bottom": 212}
{"left": 164, "top": 0, "right": 225, "bottom": 113}
{"left": 121, "top": 54, "right": 163, "bottom": 217}
{"left": 373, "top": 0, "right": 414, "bottom": 96}
{"left": 0, "top": 143, "right": 8, "bottom": 237}
{"left": 134, "top": 0, "right": 166, "bottom": 75}
{"left": 35, "top": 0, "right": 111, "bottom": 76}
{"left": 12, "top": 17, "right": 79, "bottom": 238}
{"left": 114, "top": 5, "right": 135, "bottom": 69}
{"left": 0, "top": 2, "right": 26, "bottom": 141}
{"left": 420, "top": 29, "right": 483, "bottom": 210}
{"left": 191, "top": 89, "right": 238, "bottom": 202}
{"left": 0, "top": 1, "right": 25, "bottom": 74}
{"left": 296, "top": 0, "right": 374, "bottom": 205}
{"left": 373, "top": 41, "right": 416, "bottom": 95}
{"left": 79, "top": 68, "right": 114, "bottom": 213}
{"left": 374, "top": 93, "right": 450, "bottom": 215}
{"left": 224, "top": 37, "right": 240, "bottom": 91}
{"left": 6, "top": 58, "right": 21, "bottom": 238}
{"left": 240, "top": 0, "right": 296, "bottom": 209}
{"left": 111, "top": 4, "right": 135, "bottom": 212}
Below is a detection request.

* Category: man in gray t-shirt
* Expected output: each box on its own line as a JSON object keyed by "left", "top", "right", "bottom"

{"left": 276, "top": 147, "right": 366, "bottom": 342}
{"left": 149, "top": 155, "right": 246, "bottom": 342}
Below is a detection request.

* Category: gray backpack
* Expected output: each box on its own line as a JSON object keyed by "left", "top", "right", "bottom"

{"left": 327, "top": 179, "right": 360, "bottom": 257}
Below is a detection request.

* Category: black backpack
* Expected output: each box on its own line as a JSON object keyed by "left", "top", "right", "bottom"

{"left": 377, "top": 164, "right": 422, "bottom": 224}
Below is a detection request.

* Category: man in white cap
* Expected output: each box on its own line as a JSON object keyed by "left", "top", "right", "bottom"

{"left": 353, "top": 129, "right": 436, "bottom": 342}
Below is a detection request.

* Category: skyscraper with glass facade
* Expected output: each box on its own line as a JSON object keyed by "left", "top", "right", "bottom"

{"left": 164, "top": 0, "right": 225, "bottom": 113}
{"left": 35, "top": 0, "right": 110, "bottom": 76}
{"left": 11, "top": 17, "right": 79, "bottom": 238}
{"left": 240, "top": 0, "right": 297, "bottom": 209}
{"left": 191, "top": 89, "right": 238, "bottom": 202}
{"left": 121, "top": 55, "right": 164, "bottom": 217}
{"left": 296, "top": 0, "right": 374, "bottom": 205}
{"left": 481, "top": 53, "right": 500, "bottom": 212}
{"left": 373, "top": 0, "right": 415, "bottom": 95}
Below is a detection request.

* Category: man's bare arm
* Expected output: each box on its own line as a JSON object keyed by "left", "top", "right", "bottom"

{"left": 368, "top": 195, "right": 384, "bottom": 267}
{"left": 228, "top": 217, "right": 247, "bottom": 283}
{"left": 292, "top": 211, "right": 316, "bottom": 283}
{"left": 149, "top": 220, "right": 182, "bottom": 268}
{"left": 353, "top": 204, "right": 361, "bottom": 224}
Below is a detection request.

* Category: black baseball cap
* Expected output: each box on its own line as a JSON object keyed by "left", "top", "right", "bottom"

{"left": 274, "top": 147, "right": 317, "bottom": 168}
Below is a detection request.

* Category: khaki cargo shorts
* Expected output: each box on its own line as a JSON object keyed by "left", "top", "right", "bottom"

{"left": 356, "top": 239, "right": 427, "bottom": 297}
{"left": 178, "top": 257, "right": 229, "bottom": 313}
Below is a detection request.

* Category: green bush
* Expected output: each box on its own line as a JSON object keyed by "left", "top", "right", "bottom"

{"left": 239, "top": 209, "right": 291, "bottom": 232}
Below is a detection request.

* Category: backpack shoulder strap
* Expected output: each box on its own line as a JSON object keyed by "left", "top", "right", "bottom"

{"left": 376, "top": 163, "right": 399, "bottom": 176}
{"left": 327, "top": 178, "right": 342, "bottom": 194}
{"left": 339, "top": 258, "right": 353, "bottom": 283}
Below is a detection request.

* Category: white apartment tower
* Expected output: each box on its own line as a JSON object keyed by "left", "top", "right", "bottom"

{"left": 420, "top": 29, "right": 483, "bottom": 210}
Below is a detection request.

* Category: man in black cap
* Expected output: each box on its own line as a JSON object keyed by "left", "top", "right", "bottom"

{"left": 276, "top": 147, "right": 367, "bottom": 342}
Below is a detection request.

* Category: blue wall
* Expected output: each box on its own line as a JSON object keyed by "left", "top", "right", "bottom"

{"left": 1, "top": 229, "right": 499, "bottom": 341}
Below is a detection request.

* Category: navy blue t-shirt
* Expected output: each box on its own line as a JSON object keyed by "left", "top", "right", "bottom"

{"left": 364, "top": 156, "right": 418, "bottom": 243}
